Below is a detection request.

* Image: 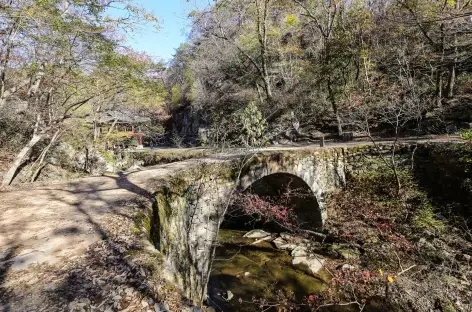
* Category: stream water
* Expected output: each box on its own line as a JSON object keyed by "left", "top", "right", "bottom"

{"left": 208, "top": 229, "right": 390, "bottom": 312}
{"left": 208, "top": 229, "right": 330, "bottom": 312}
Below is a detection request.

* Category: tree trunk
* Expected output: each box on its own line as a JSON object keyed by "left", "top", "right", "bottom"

{"left": 106, "top": 118, "right": 118, "bottom": 136}
{"left": 30, "top": 129, "right": 61, "bottom": 182}
{"left": 2, "top": 134, "right": 43, "bottom": 186}
{"left": 256, "top": 0, "right": 272, "bottom": 103}
{"left": 446, "top": 37, "right": 457, "bottom": 99}
{"left": 327, "top": 78, "right": 343, "bottom": 136}
{"left": 436, "top": 23, "right": 445, "bottom": 106}
{"left": 334, "top": 109, "right": 343, "bottom": 137}
{"left": 93, "top": 105, "right": 102, "bottom": 143}
{"left": 0, "top": 16, "right": 19, "bottom": 109}
{"left": 84, "top": 147, "right": 89, "bottom": 173}
{"left": 446, "top": 63, "right": 455, "bottom": 98}
{"left": 93, "top": 121, "right": 99, "bottom": 142}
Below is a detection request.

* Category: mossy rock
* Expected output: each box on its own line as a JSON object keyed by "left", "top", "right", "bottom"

{"left": 329, "top": 244, "right": 361, "bottom": 260}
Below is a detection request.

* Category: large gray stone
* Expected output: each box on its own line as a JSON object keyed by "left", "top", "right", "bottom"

{"left": 292, "top": 254, "right": 326, "bottom": 276}
{"left": 243, "top": 229, "right": 271, "bottom": 239}
{"left": 341, "top": 264, "right": 358, "bottom": 270}
{"left": 291, "top": 246, "right": 310, "bottom": 257}
{"left": 272, "top": 237, "right": 298, "bottom": 250}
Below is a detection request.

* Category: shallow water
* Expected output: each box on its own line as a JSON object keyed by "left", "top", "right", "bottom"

{"left": 208, "top": 229, "right": 329, "bottom": 312}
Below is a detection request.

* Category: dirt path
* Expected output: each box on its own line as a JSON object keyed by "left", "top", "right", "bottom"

{"left": 0, "top": 161, "right": 191, "bottom": 271}
{"left": 0, "top": 159, "right": 210, "bottom": 311}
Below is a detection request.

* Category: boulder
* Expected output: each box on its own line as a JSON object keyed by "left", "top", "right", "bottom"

{"left": 340, "top": 264, "right": 358, "bottom": 270}
{"left": 291, "top": 246, "right": 310, "bottom": 257}
{"left": 272, "top": 237, "right": 298, "bottom": 251}
{"left": 50, "top": 143, "right": 115, "bottom": 175}
{"left": 292, "top": 254, "right": 326, "bottom": 276}
{"left": 243, "top": 229, "right": 271, "bottom": 239}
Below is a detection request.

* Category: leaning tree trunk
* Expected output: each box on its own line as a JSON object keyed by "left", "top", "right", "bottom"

{"left": 2, "top": 133, "right": 43, "bottom": 186}
{"left": 30, "top": 129, "right": 61, "bottom": 182}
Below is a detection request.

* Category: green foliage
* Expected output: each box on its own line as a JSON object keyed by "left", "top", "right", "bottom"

{"left": 61, "top": 120, "right": 94, "bottom": 151}
{"left": 413, "top": 202, "right": 445, "bottom": 231}
{"left": 460, "top": 129, "right": 472, "bottom": 141}
{"left": 129, "top": 149, "right": 212, "bottom": 166}
{"left": 350, "top": 166, "right": 414, "bottom": 199}
{"left": 235, "top": 101, "right": 268, "bottom": 147}
{"left": 284, "top": 14, "right": 299, "bottom": 27}
{"left": 166, "top": 0, "right": 472, "bottom": 148}
{"left": 206, "top": 102, "right": 268, "bottom": 148}
{"left": 0, "top": 116, "right": 32, "bottom": 152}
{"left": 106, "top": 132, "right": 138, "bottom": 147}
{"left": 171, "top": 85, "right": 182, "bottom": 105}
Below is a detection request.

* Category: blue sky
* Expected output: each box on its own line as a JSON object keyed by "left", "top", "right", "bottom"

{"left": 117, "top": 0, "right": 210, "bottom": 63}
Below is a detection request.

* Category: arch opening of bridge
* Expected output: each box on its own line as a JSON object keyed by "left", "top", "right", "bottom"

{"left": 208, "top": 172, "right": 323, "bottom": 309}
{"left": 223, "top": 172, "right": 323, "bottom": 232}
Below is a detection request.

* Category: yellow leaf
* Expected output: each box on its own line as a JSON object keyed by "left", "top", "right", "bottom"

{"left": 285, "top": 14, "right": 299, "bottom": 27}
{"left": 378, "top": 269, "right": 384, "bottom": 276}
{"left": 387, "top": 275, "right": 396, "bottom": 283}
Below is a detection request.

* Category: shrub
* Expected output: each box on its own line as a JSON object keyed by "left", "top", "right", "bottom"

{"left": 207, "top": 101, "right": 268, "bottom": 148}
{"left": 237, "top": 101, "right": 268, "bottom": 147}
{"left": 107, "top": 131, "right": 137, "bottom": 148}
{"left": 460, "top": 129, "right": 472, "bottom": 141}
{"left": 413, "top": 202, "right": 445, "bottom": 231}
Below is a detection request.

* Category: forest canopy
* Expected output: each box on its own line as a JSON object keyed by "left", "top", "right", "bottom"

{"left": 167, "top": 0, "right": 472, "bottom": 146}
{"left": 1, "top": 0, "right": 472, "bottom": 185}
{"left": 0, "top": 0, "right": 164, "bottom": 185}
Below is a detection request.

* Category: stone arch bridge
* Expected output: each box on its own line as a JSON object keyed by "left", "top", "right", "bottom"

{"left": 154, "top": 147, "right": 359, "bottom": 303}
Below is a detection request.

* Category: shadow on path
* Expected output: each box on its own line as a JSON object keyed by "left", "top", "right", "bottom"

{"left": 0, "top": 169, "right": 160, "bottom": 311}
